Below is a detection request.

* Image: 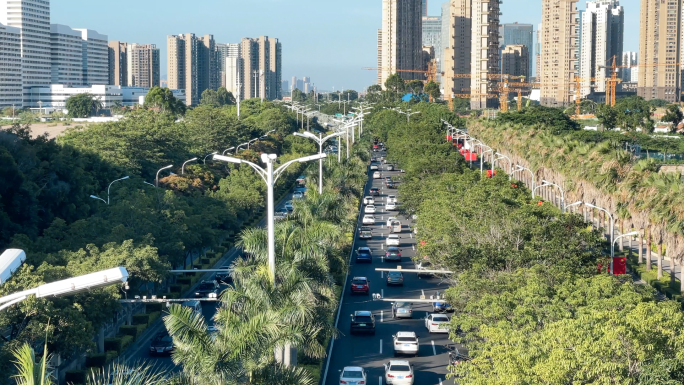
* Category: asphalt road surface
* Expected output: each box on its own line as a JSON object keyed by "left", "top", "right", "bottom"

{"left": 323, "top": 148, "right": 458, "bottom": 385}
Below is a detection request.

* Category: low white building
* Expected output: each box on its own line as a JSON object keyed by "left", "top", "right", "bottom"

{"left": 27, "top": 84, "right": 186, "bottom": 112}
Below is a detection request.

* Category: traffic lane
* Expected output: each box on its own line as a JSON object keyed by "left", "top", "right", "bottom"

{"left": 327, "top": 175, "right": 455, "bottom": 383}
{"left": 129, "top": 191, "right": 296, "bottom": 369}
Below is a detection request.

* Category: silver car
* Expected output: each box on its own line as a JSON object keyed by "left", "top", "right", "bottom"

{"left": 392, "top": 332, "right": 419, "bottom": 357}
{"left": 384, "top": 360, "right": 414, "bottom": 385}
{"left": 392, "top": 302, "right": 413, "bottom": 319}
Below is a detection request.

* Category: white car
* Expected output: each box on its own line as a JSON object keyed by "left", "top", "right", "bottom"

{"left": 384, "top": 360, "right": 415, "bottom": 385}
{"left": 362, "top": 215, "right": 376, "bottom": 225}
{"left": 386, "top": 202, "right": 397, "bottom": 211}
{"left": 386, "top": 216, "right": 398, "bottom": 227}
{"left": 386, "top": 234, "right": 400, "bottom": 246}
{"left": 340, "top": 366, "right": 367, "bottom": 385}
{"left": 363, "top": 196, "right": 375, "bottom": 205}
{"left": 370, "top": 164, "right": 379, "bottom": 171}
{"left": 373, "top": 171, "right": 381, "bottom": 179}
{"left": 387, "top": 195, "right": 397, "bottom": 204}
{"left": 293, "top": 191, "right": 304, "bottom": 200}
{"left": 392, "top": 332, "right": 419, "bottom": 357}
{"left": 425, "top": 313, "right": 450, "bottom": 333}
{"left": 365, "top": 205, "right": 377, "bottom": 214}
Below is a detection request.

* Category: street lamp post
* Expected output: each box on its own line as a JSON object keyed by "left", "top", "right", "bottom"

{"left": 294, "top": 131, "right": 344, "bottom": 194}
{"left": 106, "top": 176, "right": 130, "bottom": 204}
{"left": 204, "top": 152, "right": 218, "bottom": 164}
{"left": 213, "top": 153, "right": 326, "bottom": 282}
{"left": 586, "top": 203, "right": 616, "bottom": 272}
{"left": 0, "top": 267, "right": 129, "bottom": 312}
{"left": 542, "top": 180, "right": 565, "bottom": 212}
{"left": 512, "top": 165, "right": 535, "bottom": 197}
{"left": 222, "top": 147, "right": 236, "bottom": 155}
{"left": 494, "top": 152, "right": 512, "bottom": 179}
{"left": 182, "top": 158, "right": 198, "bottom": 175}
{"left": 156, "top": 165, "right": 173, "bottom": 187}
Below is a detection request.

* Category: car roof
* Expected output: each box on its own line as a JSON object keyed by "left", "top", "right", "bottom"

{"left": 359, "top": 247, "right": 371, "bottom": 251}
{"left": 389, "top": 234, "right": 399, "bottom": 238}
{"left": 200, "top": 280, "right": 215, "bottom": 284}
{"left": 387, "top": 246, "right": 400, "bottom": 251}
{"left": 388, "top": 360, "right": 411, "bottom": 366}
{"left": 355, "top": 311, "right": 372, "bottom": 316}
{"left": 396, "top": 331, "right": 416, "bottom": 337}
{"left": 352, "top": 276, "right": 368, "bottom": 281}
{"left": 342, "top": 366, "right": 365, "bottom": 371}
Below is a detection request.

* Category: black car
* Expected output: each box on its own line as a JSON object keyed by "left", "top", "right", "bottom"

{"left": 149, "top": 332, "right": 175, "bottom": 356}
{"left": 359, "top": 227, "right": 373, "bottom": 240}
{"left": 350, "top": 311, "right": 376, "bottom": 335}
{"left": 385, "top": 247, "right": 401, "bottom": 262}
{"left": 214, "top": 266, "right": 233, "bottom": 284}
{"left": 386, "top": 181, "right": 397, "bottom": 189}
{"left": 370, "top": 188, "right": 380, "bottom": 196}
{"left": 194, "top": 280, "right": 219, "bottom": 298}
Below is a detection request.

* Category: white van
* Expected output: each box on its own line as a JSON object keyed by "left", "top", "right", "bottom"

{"left": 181, "top": 300, "right": 202, "bottom": 313}
{"left": 390, "top": 220, "right": 402, "bottom": 234}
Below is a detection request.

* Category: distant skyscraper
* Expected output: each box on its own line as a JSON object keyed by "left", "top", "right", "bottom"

{"left": 499, "top": 23, "right": 534, "bottom": 78}
{"left": 536, "top": 24, "right": 541, "bottom": 79}
{"left": 303, "top": 76, "right": 311, "bottom": 93}
{"left": 0, "top": 0, "right": 52, "bottom": 104}
{"left": 422, "top": 16, "right": 441, "bottom": 48}
{"left": 291, "top": 76, "right": 297, "bottom": 91}
{"left": 443, "top": 0, "right": 472, "bottom": 101}
{"left": 215, "top": 43, "right": 240, "bottom": 88}
{"left": 241, "top": 36, "right": 281, "bottom": 100}
{"left": 501, "top": 45, "right": 529, "bottom": 78}
{"left": 377, "top": 29, "right": 382, "bottom": 85}
{"left": 51, "top": 24, "right": 84, "bottom": 86}
{"left": 540, "top": 0, "right": 579, "bottom": 107}
{"left": 470, "top": 0, "right": 500, "bottom": 109}
{"left": 296, "top": 79, "right": 304, "bottom": 91}
{"left": 168, "top": 33, "right": 219, "bottom": 105}
{"left": 422, "top": 0, "right": 428, "bottom": 16}
{"left": 580, "top": 0, "right": 624, "bottom": 97}
{"left": 0, "top": 23, "right": 22, "bottom": 108}
{"left": 622, "top": 51, "right": 637, "bottom": 82}
{"left": 75, "top": 29, "right": 109, "bottom": 86}
{"left": 282, "top": 80, "right": 288, "bottom": 94}
{"left": 222, "top": 43, "right": 241, "bottom": 97}
{"left": 127, "top": 43, "right": 160, "bottom": 88}
{"left": 380, "top": 0, "right": 423, "bottom": 86}
{"left": 638, "top": 0, "right": 681, "bottom": 102}
{"left": 108, "top": 41, "right": 128, "bottom": 86}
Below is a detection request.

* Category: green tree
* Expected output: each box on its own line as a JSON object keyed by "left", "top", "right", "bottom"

{"left": 65, "top": 94, "right": 103, "bottom": 118}
{"left": 424, "top": 81, "right": 441, "bottom": 101}
{"left": 291, "top": 89, "right": 307, "bottom": 103}
{"left": 341, "top": 89, "right": 359, "bottom": 101}
{"left": 648, "top": 98, "right": 669, "bottom": 108}
{"left": 200, "top": 87, "right": 235, "bottom": 107}
{"left": 11, "top": 343, "right": 54, "bottom": 385}
{"left": 662, "top": 104, "right": 683, "bottom": 132}
{"left": 143, "top": 86, "right": 186, "bottom": 115}
{"left": 384, "top": 73, "right": 406, "bottom": 100}
{"left": 406, "top": 80, "right": 424, "bottom": 95}
{"left": 596, "top": 103, "right": 619, "bottom": 130}
{"left": 614, "top": 96, "right": 655, "bottom": 133}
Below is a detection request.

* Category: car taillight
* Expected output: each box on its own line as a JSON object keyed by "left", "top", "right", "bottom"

{"left": 387, "top": 374, "right": 394, "bottom": 378}
{"left": 432, "top": 323, "right": 438, "bottom": 326}
{"left": 340, "top": 381, "right": 347, "bottom": 384}
{"left": 409, "top": 309, "right": 412, "bottom": 313}
{"left": 359, "top": 382, "right": 365, "bottom": 384}
{"left": 406, "top": 375, "right": 413, "bottom": 378}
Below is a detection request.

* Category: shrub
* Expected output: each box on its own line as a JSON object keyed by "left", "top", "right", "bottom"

{"left": 120, "top": 335, "right": 134, "bottom": 350}
{"left": 85, "top": 353, "right": 107, "bottom": 368}
{"left": 64, "top": 370, "right": 87, "bottom": 384}
{"left": 118, "top": 324, "right": 146, "bottom": 339}
{"left": 177, "top": 278, "right": 191, "bottom": 286}
{"left": 166, "top": 291, "right": 181, "bottom": 299}
{"left": 201, "top": 258, "right": 211, "bottom": 265}
{"left": 146, "top": 302, "right": 163, "bottom": 313}
{"left": 148, "top": 311, "right": 161, "bottom": 323}
{"left": 104, "top": 338, "right": 124, "bottom": 354}
{"left": 132, "top": 313, "right": 150, "bottom": 326}
{"left": 105, "top": 350, "right": 119, "bottom": 363}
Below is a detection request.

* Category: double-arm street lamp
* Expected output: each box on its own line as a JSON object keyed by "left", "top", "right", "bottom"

{"left": 213, "top": 153, "right": 327, "bottom": 282}
{"left": 222, "top": 147, "right": 235, "bottom": 155}
{"left": 90, "top": 176, "right": 130, "bottom": 205}
{"left": 533, "top": 180, "right": 566, "bottom": 212}
{"left": 295, "top": 131, "right": 344, "bottom": 194}
{"left": 0, "top": 249, "right": 128, "bottom": 311}
{"left": 493, "top": 152, "right": 512, "bottom": 179}
{"left": 156, "top": 165, "right": 173, "bottom": 187}
{"left": 512, "top": 165, "right": 535, "bottom": 197}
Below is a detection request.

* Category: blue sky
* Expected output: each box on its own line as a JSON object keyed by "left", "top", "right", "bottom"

{"left": 53, "top": 0, "right": 640, "bottom": 92}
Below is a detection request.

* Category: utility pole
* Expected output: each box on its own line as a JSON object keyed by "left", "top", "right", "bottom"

{"left": 253, "top": 71, "right": 258, "bottom": 99}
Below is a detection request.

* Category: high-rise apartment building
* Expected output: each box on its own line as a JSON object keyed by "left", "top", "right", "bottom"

{"left": 225, "top": 56, "right": 241, "bottom": 97}
{"left": 0, "top": 22, "right": 22, "bottom": 108}
{"left": 422, "top": 0, "right": 428, "bottom": 16}
{"left": 470, "top": 0, "right": 500, "bottom": 109}
{"left": 540, "top": 0, "right": 579, "bottom": 107}
{"left": 622, "top": 51, "right": 637, "bottom": 82}
{"left": 50, "top": 24, "right": 83, "bottom": 86}
{"left": 380, "top": 0, "right": 423, "bottom": 86}
{"left": 499, "top": 23, "right": 534, "bottom": 78}
{"left": 282, "top": 80, "right": 288, "bottom": 94}
{"left": 303, "top": 76, "right": 311, "bottom": 93}
{"left": 75, "top": 29, "right": 109, "bottom": 86}
{"left": 167, "top": 33, "right": 219, "bottom": 105}
{"left": 439, "top": 2, "right": 450, "bottom": 87}
{"left": 579, "top": 0, "right": 624, "bottom": 97}
{"left": 127, "top": 43, "right": 159, "bottom": 88}
{"left": 536, "top": 24, "right": 541, "bottom": 80}
{"left": 377, "top": 29, "right": 382, "bottom": 85}
{"left": 638, "top": 0, "right": 681, "bottom": 102}
{"left": 108, "top": 41, "right": 127, "bottom": 86}
{"left": 443, "top": 0, "right": 472, "bottom": 101}
{"left": 0, "top": 0, "right": 52, "bottom": 104}
{"left": 241, "top": 36, "right": 281, "bottom": 100}
{"left": 291, "top": 76, "right": 297, "bottom": 92}
{"left": 422, "top": 14, "right": 442, "bottom": 82}
{"left": 216, "top": 43, "right": 240, "bottom": 88}
{"left": 501, "top": 45, "right": 529, "bottom": 78}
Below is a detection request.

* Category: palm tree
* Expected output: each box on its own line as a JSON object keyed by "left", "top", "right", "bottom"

{"left": 84, "top": 362, "right": 166, "bottom": 385}
{"left": 11, "top": 343, "right": 54, "bottom": 385}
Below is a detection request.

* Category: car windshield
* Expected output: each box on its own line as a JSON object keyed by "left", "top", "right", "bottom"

{"left": 433, "top": 316, "right": 449, "bottom": 322}
{"left": 354, "top": 316, "right": 372, "bottom": 322}
{"left": 352, "top": 279, "right": 367, "bottom": 285}
{"left": 342, "top": 370, "right": 364, "bottom": 378}
{"left": 397, "top": 337, "right": 416, "bottom": 342}
{"left": 396, "top": 302, "right": 410, "bottom": 307}
{"left": 199, "top": 283, "right": 214, "bottom": 290}
{"left": 359, "top": 250, "right": 371, "bottom": 254}
{"left": 388, "top": 272, "right": 402, "bottom": 277}
{"left": 390, "top": 365, "right": 411, "bottom": 372}
{"left": 153, "top": 335, "right": 172, "bottom": 343}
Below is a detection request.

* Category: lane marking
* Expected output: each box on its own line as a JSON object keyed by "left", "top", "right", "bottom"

{"left": 379, "top": 377, "right": 382, "bottom": 385}
{"left": 439, "top": 379, "right": 443, "bottom": 385}
{"left": 382, "top": 244, "right": 385, "bottom": 250}
{"left": 432, "top": 340, "right": 437, "bottom": 355}
{"left": 380, "top": 339, "right": 383, "bottom": 354}
{"left": 381, "top": 271, "right": 384, "bottom": 278}
{"left": 410, "top": 233, "right": 413, "bottom": 239}
{"left": 381, "top": 310, "right": 384, "bottom": 322}
{"left": 381, "top": 289, "right": 384, "bottom": 298}
{"left": 412, "top": 245, "right": 415, "bottom": 251}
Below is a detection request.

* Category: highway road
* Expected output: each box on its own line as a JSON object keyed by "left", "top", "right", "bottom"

{"left": 322, "top": 147, "right": 458, "bottom": 385}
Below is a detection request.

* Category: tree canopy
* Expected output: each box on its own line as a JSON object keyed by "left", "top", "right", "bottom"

{"left": 65, "top": 94, "right": 103, "bottom": 118}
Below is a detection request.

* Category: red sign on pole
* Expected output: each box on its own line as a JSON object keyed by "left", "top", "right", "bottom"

{"left": 613, "top": 257, "right": 627, "bottom": 275}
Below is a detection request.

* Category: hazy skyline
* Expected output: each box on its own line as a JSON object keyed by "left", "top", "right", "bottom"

{"left": 53, "top": 0, "right": 640, "bottom": 92}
